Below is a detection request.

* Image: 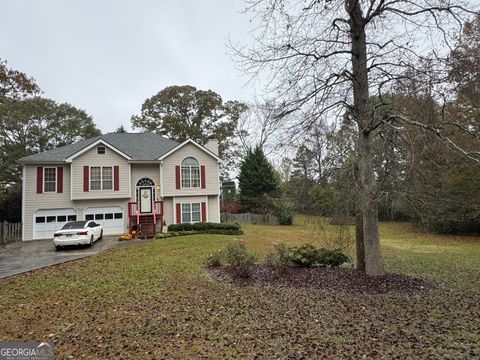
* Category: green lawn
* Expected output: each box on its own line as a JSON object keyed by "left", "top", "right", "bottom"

{"left": 0, "top": 218, "right": 479, "bottom": 359}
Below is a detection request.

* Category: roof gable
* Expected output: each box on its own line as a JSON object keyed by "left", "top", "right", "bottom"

{"left": 64, "top": 139, "right": 132, "bottom": 162}
{"left": 158, "top": 139, "right": 222, "bottom": 162}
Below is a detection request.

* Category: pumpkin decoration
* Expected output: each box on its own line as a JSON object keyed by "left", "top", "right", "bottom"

{"left": 119, "top": 234, "right": 133, "bottom": 241}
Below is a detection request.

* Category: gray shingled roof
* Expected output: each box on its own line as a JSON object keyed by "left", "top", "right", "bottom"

{"left": 18, "top": 132, "right": 180, "bottom": 163}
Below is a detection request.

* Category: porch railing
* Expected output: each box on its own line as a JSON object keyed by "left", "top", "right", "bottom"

{"left": 128, "top": 202, "right": 140, "bottom": 225}
{"left": 128, "top": 200, "right": 164, "bottom": 234}
{"left": 153, "top": 201, "right": 163, "bottom": 224}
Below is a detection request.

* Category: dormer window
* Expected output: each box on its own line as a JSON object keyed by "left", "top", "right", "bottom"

{"left": 181, "top": 157, "right": 200, "bottom": 188}
{"left": 97, "top": 146, "right": 105, "bottom": 154}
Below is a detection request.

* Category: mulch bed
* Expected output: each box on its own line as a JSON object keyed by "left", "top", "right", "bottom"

{"left": 208, "top": 265, "right": 434, "bottom": 295}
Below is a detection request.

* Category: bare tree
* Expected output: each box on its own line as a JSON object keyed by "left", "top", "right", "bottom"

{"left": 232, "top": 0, "right": 478, "bottom": 275}
{"left": 236, "top": 99, "right": 279, "bottom": 154}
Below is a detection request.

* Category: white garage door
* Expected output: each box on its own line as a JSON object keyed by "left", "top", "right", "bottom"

{"left": 84, "top": 207, "right": 124, "bottom": 235}
{"left": 34, "top": 208, "right": 77, "bottom": 240}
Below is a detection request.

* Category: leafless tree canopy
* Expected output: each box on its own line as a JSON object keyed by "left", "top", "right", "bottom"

{"left": 232, "top": 0, "right": 478, "bottom": 133}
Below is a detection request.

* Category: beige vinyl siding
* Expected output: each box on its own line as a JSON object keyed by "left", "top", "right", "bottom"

{"left": 130, "top": 164, "right": 161, "bottom": 202}
{"left": 162, "top": 143, "right": 220, "bottom": 197}
{"left": 23, "top": 163, "right": 130, "bottom": 240}
{"left": 162, "top": 197, "right": 174, "bottom": 227}
{"left": 71, "top": 146, "right": 130, "bottom": 200}
{"left": 23, "top": 164, "right": 74, "bottom": 241}
{"left": 208, "top": 195, "right": 220, "bottom": 223}
{"left": 23, "top": 141, "right": 220, "bottom": 239}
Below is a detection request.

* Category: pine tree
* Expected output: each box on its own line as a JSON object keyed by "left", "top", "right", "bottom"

{"left": 238, "top": 146, "right": 278, "bottom": 212}
{"left": 290, "top": 145, "right": 315, "bottom": 180}
{"left": 115, "top": 125, "right": 127, "bottom": 133}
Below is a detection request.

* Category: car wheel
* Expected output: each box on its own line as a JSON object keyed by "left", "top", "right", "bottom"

{"left": 55, "top": 245, "right": 62, "bottom": 251}
{"left": 99, "top": 230, "right": 103, "bottom": 240}
{"left": 89, "top": 235, "right": 94, "bottom": 246}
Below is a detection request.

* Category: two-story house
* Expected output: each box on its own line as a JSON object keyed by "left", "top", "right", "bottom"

{"left": 18, "top": 132, "right": 221, "bottom": 241}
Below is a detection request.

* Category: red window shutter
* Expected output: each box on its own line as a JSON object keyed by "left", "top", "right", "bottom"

{"left": 57, "top": 167, "right": 63, "bottom": 193}
{"left": 36, "top": 167, "right": 43, "bottom": 194}
{"left": 83, "top": 166, "right": 89, "bottom": 192}
{"left": 201, "top": 202, "right": 206, "bottom": 222}
{"left": 201, "top": 165, "right": 206, "bottom": 189}
{"left": 114, "top": 166, "right": 119, "bottom": 191}
{"left": 176, "top": 203, "right": 181, "bottom": 224}
{"left": 175, "top": 166, "right": 181, "bottom": 189}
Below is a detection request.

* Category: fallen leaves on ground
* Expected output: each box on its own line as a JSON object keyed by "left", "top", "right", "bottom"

{"left": 0, "top": 222, "right": 479, "bottom": 359}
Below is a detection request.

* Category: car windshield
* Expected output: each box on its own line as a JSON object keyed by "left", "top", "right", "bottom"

{"left": 61, "top": 221, "right": 87, "bottom": 230}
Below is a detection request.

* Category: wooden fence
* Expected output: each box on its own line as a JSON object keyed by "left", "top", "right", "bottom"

{"left": 0, "top": 221, "right": 22, "bottom": 244}
{"left": 222, "top": 212, "right": 279, "bottom": 226}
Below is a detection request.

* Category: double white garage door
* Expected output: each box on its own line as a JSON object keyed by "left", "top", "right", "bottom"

{"left": 33, "top": 207, "right": 125, "bottom": 239}
{"left": 84, "top": 207, "right": 124, "bottom": 235}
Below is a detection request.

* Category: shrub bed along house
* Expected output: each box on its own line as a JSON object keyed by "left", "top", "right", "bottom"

{"left": 156, "top": 223, "right": 244, "bottom": 239}
{"left": 167, "top": 222, "right": 243, "bottom": 232}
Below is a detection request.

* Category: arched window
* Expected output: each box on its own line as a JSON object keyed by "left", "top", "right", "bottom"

{"left": 181, "top": 157, "right": 200, "bottom": 188}
{"left": 136, "top": 177, "right": 155, "bottom": 187}
{"left": 136, "top": 177, "right": 156, "bottom": 202}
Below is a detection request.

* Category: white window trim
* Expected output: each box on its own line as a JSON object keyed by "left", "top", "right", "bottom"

{"left": 180, "top": 157, "right": 201, "bottom": 189}
{"left": 89, "top": 166, "right": 114, "bottom": 191}
{"left": 181, "top": 202, "right": 202, "bottom": 223}
{"left": 97, "top": 146, "right": 106, "bottom": 154}
{"left": 43, "top": 167, "right": 57, "bottom": 193}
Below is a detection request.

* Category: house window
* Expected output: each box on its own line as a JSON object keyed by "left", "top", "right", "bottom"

{"left": 181, "top": 204, "right": 191, "bottom": 223}
{"left": 44, "top": 167, "right": 57, "bottom": 192}
{"left": 90, "top": 167, "right": 101, "bottom": 190}
{"left": 90, "top": 166, "right": 113, "bottom": 190}
{"left": 97, "top": 146, "right": 105, "bottom": 154}
{"left": 181, "top": 202, "right": 201, "bottom": 223}
{"left": 102, "top": 167, "right": 113, "bottom": 190}
{"left": 192, "top": 203, "right": 201, "bottom": 222}
{"left": 181, "top": 157, "right": 200, "bottom": 188}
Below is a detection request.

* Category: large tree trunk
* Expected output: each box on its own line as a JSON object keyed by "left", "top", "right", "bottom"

{"left": 355, "top": 212, "right": 366, "bottom": 271}
{"left": 347, "top": 0, "right": 385, "bottom": 276}
{"left": 358, "top": 131, "right": 384, "bottom": 275}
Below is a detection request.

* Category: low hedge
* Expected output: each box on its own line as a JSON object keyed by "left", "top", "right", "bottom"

{"left": 156, "top": 227, "right": 244, "bottom": 239}
{"left": 167, "top": 222, "right": 241, "bottom": 232}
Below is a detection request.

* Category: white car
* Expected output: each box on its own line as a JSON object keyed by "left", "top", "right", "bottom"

{"left": 53, "top": 220, "right": 103, "bottom": 249}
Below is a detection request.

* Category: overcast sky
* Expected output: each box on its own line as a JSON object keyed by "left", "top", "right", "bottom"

{"left": 0, "top": 0, "right": 254, "bottom": 132}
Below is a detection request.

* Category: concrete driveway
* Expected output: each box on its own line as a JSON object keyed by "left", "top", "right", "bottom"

{"left": 0, "top": 236, "right": 153, "bottom": 279}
